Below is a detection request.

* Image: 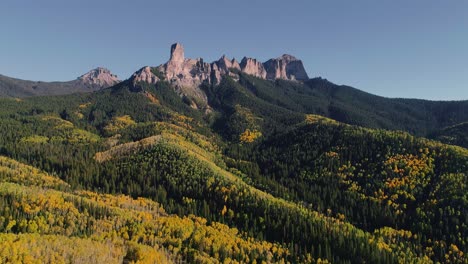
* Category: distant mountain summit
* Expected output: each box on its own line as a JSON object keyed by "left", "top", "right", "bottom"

{"left": 130, "top": 43, "right": 309, "bottom": 108}
{"left": 0, "top": 44, "right": 308, "bottom": 99}
{"left": 264, "top": 54, "right": 309, "bottom": 81}
{"left": 78, "top": 67, "right": 120, "bottom": 88}
{"left": 131, "top": 43, "right": 309, "bottom": 87}
{"left": 0, "top": 67, "right": 120, "bottom": 97}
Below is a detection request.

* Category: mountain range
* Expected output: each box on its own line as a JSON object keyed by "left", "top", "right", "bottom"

{"left": 2, "top": 43, "right": 466, "bottom": 143}
{"left": 0, "top": 43, "right": 466, "bottom": 263}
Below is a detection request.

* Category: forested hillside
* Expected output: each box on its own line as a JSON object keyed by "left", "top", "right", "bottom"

{"left": 0, "top": 74, "right": 466, "bottom": 263}
{"left": 210, "top": 74, "right": 468, "bottom": 137}
{"left": 0, "top": 156, "right": 295, "bottom": 263}
{"left": 429, "top": 122, "right": 468, "bottom": 149}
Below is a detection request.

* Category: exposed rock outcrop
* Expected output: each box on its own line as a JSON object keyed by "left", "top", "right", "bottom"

{"left": 78, "top": 67, "right": 120, "bottom": 88}
{"left": 211, "top": 55, "right": 241, "bottom": 83}
{"left": 128, "top": 43, "right": 310, "bottom": 109}
{"left": 131, "top": 43, "right": 309, "bottom": 88}
{"left": 154, "top": 43, "right": 210, "bottom": 107}
{"left": 130, "top": 66, "right": 160, "bottom": 85}
{"left": 240, "top": 57, "right": 267, "bottom": 79}
{"left": 169, "top": 43, "right": 185, "bottom": 63}
{"left": 263, "top": 55, "right": 309, "bottom": 81}
{"left": 215, "top": 55, "right": 241, "bottom": 74}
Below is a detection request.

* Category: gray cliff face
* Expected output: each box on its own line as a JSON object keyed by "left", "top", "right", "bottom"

{"left": 169, "top": 43, "right": 185, "bottom": 63}
{"left": 132, "top": 43, "right": 309, "bottom": 86}
{"left": 263, "top": 55, "right": 309, "bottom": 81}
{"left": 129, "top": 43, "right": 310, "bottom": 109}
{"left": 211, "top": 56, "right": 241, "bottom": 84}
{"left": 240, "top": 57, "right": 267, "bottom": 79}
{"left": 78, "top": 67, "right": 120, "bottom": 88}
{"left": 156, "top": 43, "right": 211, "bottom": 107}
{"left": 130, "top": 66, "right": 160, "bottom": 86}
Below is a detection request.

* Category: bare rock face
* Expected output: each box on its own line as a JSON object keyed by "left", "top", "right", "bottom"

{"left": 131, "top": 66, "right": 160, "bottom": 85}
{"left": 217, "top": 55, "right": 241, "bottom": 72}
{"left": 170, "top": 43, "right": 185, "bottom": 63}
{"left": 240, "top": 57, "right": 267, "bottom": 79}
{"left": 159, "top": 43, "right": 210, "bottom": 86}
{"left": 128, "top": 43, "right": 310, "bottom": 109}
{"left": 211, "top": 55, "right": 241, "bottom": 83}
{"left": 155, "top": 43, "right": 210, "bottom": 108}
{"left": 131, "top": 43, "right": 309, "bottom": 90}
{"left": 78, "top": 67, "right": 120, "bottom": 88}
{"left": 263, "top": 55, "right": 309, "bottom": 81}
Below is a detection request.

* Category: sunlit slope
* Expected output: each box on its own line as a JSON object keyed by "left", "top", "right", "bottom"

{"left": 0, "top": 77, "right": 465, "bottom": 263}
{"left": 89, "top": 122, "right": 436, "bottom": 263}
{"left": 0, "top": 156, "right": 293, "bottom": 264}
{"left": 235, "top": 115, "right": 467, "bottom": 263}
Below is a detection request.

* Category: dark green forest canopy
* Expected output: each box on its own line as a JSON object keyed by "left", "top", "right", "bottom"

{"left": 0, "top": 76, "right": 466, "bottom": 263}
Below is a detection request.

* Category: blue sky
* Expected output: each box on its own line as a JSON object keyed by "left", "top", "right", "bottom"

{"left": 1, "top": 0, "right": 467, "bottom": 100}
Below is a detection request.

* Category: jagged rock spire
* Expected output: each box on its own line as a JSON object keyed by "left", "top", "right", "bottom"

{"left": 240, "top": 57, "right": 267, "bottom": 79}
{"left": 129, "top": 43, "right": 310, "bottom": 109}
{"left": 170, "top": 43, "right": 184, "bottom": 64}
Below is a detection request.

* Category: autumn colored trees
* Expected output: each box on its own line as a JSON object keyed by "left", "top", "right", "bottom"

{"left": 0, "top": 76, "right": 466, "bottom": 263}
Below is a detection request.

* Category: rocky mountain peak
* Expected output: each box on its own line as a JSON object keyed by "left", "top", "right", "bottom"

{"left": 278, "top": 54, "right": 298, "bottom": 62}
{"left": 240, "top": 57, "right": 267, "bottom": 79}
{"left": 217, "top": 55, "right": 241, "bottom": 72}
{"left": 78, "top": 67, "right": 120, "bottom": 87}
{"left": 210, "top": 55, "right": 241, "bottom": 84}
{"left": 128, "top": 43, "right": 310, "bottom": 109}
{"left": 134, "top": 43, "right": 310, "bottom": 88}
{"left": 263, "top": 55, "right": 309, "bottom": 81}
{"left": 131, "top": 66, "right": 160, "bottom": 85}
{"left": 169, "top": 43, "right": 185, "bottom": 64}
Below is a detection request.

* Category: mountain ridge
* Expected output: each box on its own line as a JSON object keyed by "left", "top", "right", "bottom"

{"left": 0, "top": 67, "right": 120, "bottom": 98}
{"left": 129, "top": 43, "right": 309, "bottom": 108}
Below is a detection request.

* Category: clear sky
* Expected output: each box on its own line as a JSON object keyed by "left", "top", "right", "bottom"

{"left": 1, "top": 0, "right": 467, "bottom": 100}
